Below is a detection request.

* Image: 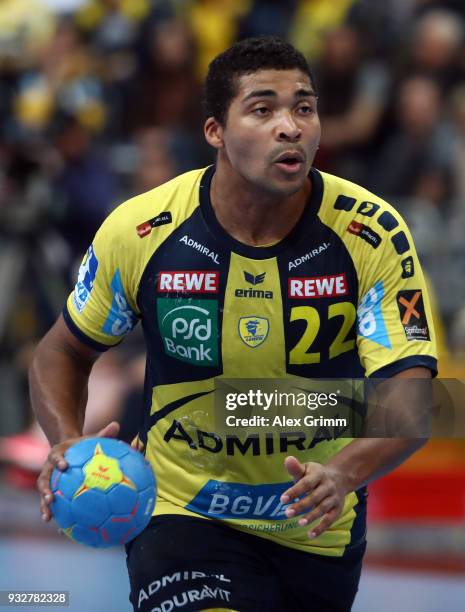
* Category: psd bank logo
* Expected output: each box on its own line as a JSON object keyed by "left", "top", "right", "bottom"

{"left": 157, "top": 298, "right": 218, "bottom": 366}
{"left": 238, "top": 316, "right": 269, "bottom": 348}
{"left": 73, "top": 244, "right": 99, "bottom": 312}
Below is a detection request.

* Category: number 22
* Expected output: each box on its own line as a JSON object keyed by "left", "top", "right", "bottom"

{"left": 289, "top": 302, "right": 356, "bottom": 364}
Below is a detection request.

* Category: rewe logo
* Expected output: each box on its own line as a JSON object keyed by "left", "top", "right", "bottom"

{"left": 288, "top": 274, "right": 348, "bottom": 298}
{"left": 157, "top": 298, "right": 218, "bottom": 366}
{"left": 157, "top": 271, "right": 219, "bottom": 293}
{"left": 243, "top": 271, "right": 265, "bottom": 285}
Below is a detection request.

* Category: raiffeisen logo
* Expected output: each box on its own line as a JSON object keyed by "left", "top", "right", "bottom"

{"left": 157, "top": 298, "right": 218, "bottom": 366}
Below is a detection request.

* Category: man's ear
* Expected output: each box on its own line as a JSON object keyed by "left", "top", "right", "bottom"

{"left": 204, "top": 117, "right": 224, "bottom": 149}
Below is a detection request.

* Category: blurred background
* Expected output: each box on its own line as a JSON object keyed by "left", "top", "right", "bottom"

{"left": 0, "top": 0, "right": 464, "bottom": 610}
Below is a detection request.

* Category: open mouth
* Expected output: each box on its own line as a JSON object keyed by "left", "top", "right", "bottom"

{"left": 274, "top": 152, "right": 305, "bottom": 172}
{"left": 278, "top": 157, "right": 301, "bottom": 165}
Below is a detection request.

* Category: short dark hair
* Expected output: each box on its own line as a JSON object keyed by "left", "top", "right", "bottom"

{"left": 204, "top": 36, "right": 316, "bottom": 125}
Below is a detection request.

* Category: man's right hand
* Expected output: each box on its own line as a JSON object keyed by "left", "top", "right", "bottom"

{"left": 37, "top": 421, "right": 120, "bottom": 522}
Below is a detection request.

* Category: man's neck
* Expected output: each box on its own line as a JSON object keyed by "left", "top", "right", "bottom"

{"left": 210, "top": 163, "right": 311, "bottom": 247}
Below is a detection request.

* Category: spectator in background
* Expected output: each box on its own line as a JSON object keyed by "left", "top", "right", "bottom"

{"left": 187, "top": 0, "right": 250, "bottom": 79}
{"left": 449, "top": 86, "right": 465, "bottom": 206}
{"left": 132, "top": 127, "right": 176, "bottom": 194}
{"left": 401, "top": 9, "right": 465, "bottom": 95}
{"left": 313, "top": 24, "right": 389, "bottom": 183}
{"left": 237, "top": 0, "right": 298, "bottom": 40}
{"left": 12, "top": 16, "right": 106, "bottom": 138}
{"left": 288, "top": 0, "right": 357, "bottom": 61}
{"left": 118, "top": 15, "right": 209, "bottom": 170}
{"left": 368, "top": 75, "right": 453, "bottom": 209}
{"left": 0, "top": 0, "right": 54, "bottom": 71}
{"left": 50, "top": 112, "right": 118, "bottom": 280}
{"left": 123, "top": 17, "right": 202, "bottom": 135}
{"left": 75, "top": 0, "right": 150, "bottom": 52}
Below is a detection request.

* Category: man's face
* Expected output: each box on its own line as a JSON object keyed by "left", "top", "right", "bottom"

{"left": 207, "top": 68, "right": 321, "bottom": 197}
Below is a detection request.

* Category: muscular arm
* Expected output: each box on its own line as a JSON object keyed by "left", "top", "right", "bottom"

{"left": 324, "top": 366, "right": 431, "bottom": 489}
{"left": 29, "top": 314, "right": 100, "bottom": 445}
{"left": 30, "top": 315, "right": 119, "bottom": 521}
{"left": 282, "top": 367, "right": 432, "bottom": 538}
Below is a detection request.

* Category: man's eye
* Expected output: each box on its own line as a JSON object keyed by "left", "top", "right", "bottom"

{"left": 253, "top": 107, "right": 270, "bottom": 116}
{"left": 298, "top": 105, "right": 314, "bottom": 114}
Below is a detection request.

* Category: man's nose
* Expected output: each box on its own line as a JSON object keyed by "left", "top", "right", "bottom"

{"left": 277, "top": 112, "right": 302, "bottom": 141}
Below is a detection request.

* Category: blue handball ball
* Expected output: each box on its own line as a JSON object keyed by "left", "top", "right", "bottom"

{"left": 50, "top": 437, "right": 156, "bottom": 548}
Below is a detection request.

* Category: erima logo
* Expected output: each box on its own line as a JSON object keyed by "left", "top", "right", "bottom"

{"left": 157, "top": 271, "right": 219, "bottom": 293}
{"left": 179, "top": 235, "right": 220, "bottom": 264}
{"left": 235, "top": 271, "right": 273, "bottom": 299}
{"left": 244, "top": 271, "right": 265, "bottom": 285}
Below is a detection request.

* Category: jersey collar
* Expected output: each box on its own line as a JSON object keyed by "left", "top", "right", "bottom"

{"left": 199, "top": 165, "right": 324, "bottom": 260}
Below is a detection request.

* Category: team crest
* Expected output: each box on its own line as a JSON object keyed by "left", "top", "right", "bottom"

{"left": 238, "top": 316, "right": 269, "bottom": 348}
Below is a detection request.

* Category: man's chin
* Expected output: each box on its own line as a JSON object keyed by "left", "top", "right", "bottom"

{"left": 265, "top": 175, "right": 308, "bottom": 197}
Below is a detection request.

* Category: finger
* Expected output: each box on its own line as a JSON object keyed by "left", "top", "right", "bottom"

{"left": 284, "top": 456, "right": 305, "bottom": 482}
{"left": 284, "top": 482, "right": 333, "bottom": 517}
{"left": 307, "top": 507, "right": 340, "bottom": 539}
{"left": 37, "top": 469, "right": 54, "bottom": 521}
{"left": 298, "top": 496, "right": 336, "bottom": 526}
{"left": 281, "top": 467, "right": 323, "bottom": 505}
{"left": 280, "top": 456, "right": 307, "bottom": 504}
{"left": 98, "top": 421, "right": 120, "bottom": 439}
{"left": 37, "top": 461, "right": 54, "bottom": 496}
{"left": 40, "top": 495, "right": 52, "bottom": 522}
{"left": 47, "top": 448, "right": 68, "bottom": 471}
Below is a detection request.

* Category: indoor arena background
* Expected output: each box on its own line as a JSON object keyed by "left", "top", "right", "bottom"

{"left": 0, "top": 1, "right": 464, "bottom": 610}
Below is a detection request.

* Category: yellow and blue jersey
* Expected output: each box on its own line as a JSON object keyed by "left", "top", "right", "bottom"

{"left": 64, "top": 166, "right": 437, "bottom": 557}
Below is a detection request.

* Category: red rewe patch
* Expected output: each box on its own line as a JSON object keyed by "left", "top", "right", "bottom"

{"left": 288, "top": 274, "right": 348, "bottom": 298}
{"left": 157, "top": 271, "right": 219, "bottom": 293}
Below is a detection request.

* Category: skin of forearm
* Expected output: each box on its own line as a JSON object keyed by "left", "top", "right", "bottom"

{"left": 29, "top": 341, "right": 93, "bottom": 446}
{"left": 325, "top": 437, "right": 427, "bottom": 493}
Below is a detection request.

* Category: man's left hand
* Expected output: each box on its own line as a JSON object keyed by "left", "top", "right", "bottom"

{"left": 280, "top": 456, "right": 350, "bottom": 539}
